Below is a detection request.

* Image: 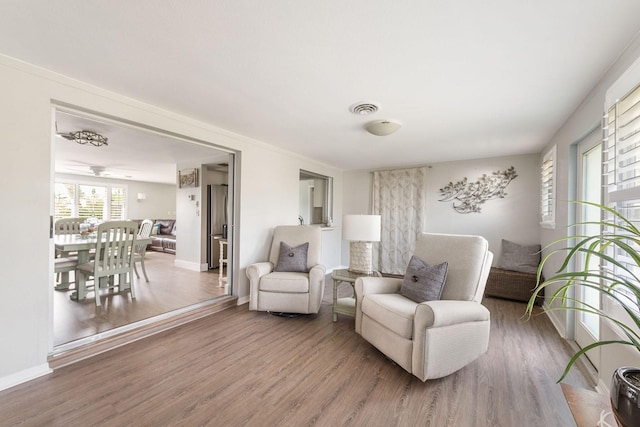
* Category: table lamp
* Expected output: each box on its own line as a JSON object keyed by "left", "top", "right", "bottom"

{"left": 342, "top": 214, "right": 381, "bottom": 274}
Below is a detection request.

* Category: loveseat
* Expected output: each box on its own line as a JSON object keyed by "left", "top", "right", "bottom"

{"left": 132, "top": 219, "right": 176, "bottom": 254}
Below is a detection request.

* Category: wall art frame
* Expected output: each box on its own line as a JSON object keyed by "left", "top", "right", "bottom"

{"left": 178, "top": 168, "right": 199, "bottom": 188}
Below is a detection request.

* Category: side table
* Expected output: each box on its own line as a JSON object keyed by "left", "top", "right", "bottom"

{"left": 331, "top": 269, "right": 381, "bottom": 322}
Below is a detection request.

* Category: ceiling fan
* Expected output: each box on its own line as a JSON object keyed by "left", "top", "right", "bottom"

{"left": 59, "top": 160, "right": 130, "bottom": 178}
{"left": 88, "top": 165, "right": 107, "bottom": 177}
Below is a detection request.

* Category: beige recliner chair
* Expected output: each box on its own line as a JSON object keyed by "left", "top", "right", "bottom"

{"left": 247, "top": 225, "right": 325, "bottom": 314}
{"left": 355, "top": 232, "right": 493, "bottom": 381}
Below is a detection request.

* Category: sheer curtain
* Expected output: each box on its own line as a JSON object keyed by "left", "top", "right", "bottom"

{"left": 372, "top": 167, "right": 427, "bottom": 275}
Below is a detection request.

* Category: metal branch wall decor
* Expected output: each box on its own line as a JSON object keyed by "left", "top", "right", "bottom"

{"left": 438, "top": 166, "right": 518, "bottom": 214}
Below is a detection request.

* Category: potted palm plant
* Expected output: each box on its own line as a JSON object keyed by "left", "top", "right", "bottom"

{"left": 527, "top": 201, "right": 640, "bottom": 427}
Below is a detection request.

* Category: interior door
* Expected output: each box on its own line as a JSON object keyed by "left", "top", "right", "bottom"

{"left": 575, "top": 129, "right": 602, "bottom": 370}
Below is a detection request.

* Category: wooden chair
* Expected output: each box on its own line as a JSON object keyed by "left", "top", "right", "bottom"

{"left": 54, "top": 217, "right": 84, "bottom": 235}
{"left": 133, "top": 219, "right": 153, "bottom": 282}
{"left": 54, "top": 257, "right": 78, "bottom": 282}
{"left": 54, "top": 217, "right": 84, "bottom": 287}
{"left": 76, "top": 221, "right": 138, "bottom": 307}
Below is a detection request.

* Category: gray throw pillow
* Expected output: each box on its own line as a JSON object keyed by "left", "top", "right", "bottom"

{"left": 500, "top": 239, "right": 541, "bottom": 274}
{"left": 400, "top": 256, "right": 448, "bottom": 303}
{"left": 274, "top": 241, "right": 309, "bottom": 273}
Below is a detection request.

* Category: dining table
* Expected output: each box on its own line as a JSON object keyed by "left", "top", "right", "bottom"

{"left": 54, "top": 233, "right": 152, "bottom": 301}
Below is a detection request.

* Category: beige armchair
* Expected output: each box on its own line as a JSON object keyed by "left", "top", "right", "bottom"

{"left": 247, "top": 225, "right": 325, "bottom": 314}
{"left": 355, "top": 232, "right": 493, "bottom": 381}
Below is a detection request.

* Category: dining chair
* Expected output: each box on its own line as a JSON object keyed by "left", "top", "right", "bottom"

{"left": 54, "top": 257, "right": 78, "bottom": 281}
{"left": 54, "top": 217, "right": 85, "bottom": 235}
{"left": 76, "top": 220, "right": 138, "bottom": 307}
{"left": 133, "top": 218, "right": 153, "bottom": 282}
{"left": 54, "top": 217, "right": 84, "bottom": 287}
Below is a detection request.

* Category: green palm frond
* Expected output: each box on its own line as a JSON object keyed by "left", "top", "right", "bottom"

{"left": 526, "top": 201, "right": 640, "bottom": 382}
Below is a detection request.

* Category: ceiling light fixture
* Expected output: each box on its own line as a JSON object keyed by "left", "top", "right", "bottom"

{"left": 89, "top": 165, "right": 106, "bottom": 176}
{"left": 365, "top": 120, "right": 402, "bottom": 136}
{"left": 350, "top": 102, "right": 379, "bottom": 115}
{"left": 60, "top": 130, "right": 109, "bottom": 147}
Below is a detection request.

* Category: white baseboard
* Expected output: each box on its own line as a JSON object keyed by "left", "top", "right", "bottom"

{"left": 595, "top": 378, "right": 609, "bottom": 395}
{"left": 0, "top": 363, "right": 52, "bottom": 392}
{"left": 237, "top": 295, "right": 249, "bottom": 305}
{"left": 541, "top": 302, "right": 567, "bottom": 338}
{"left": 174, "top": 259, "right": 205, "bottom": 272}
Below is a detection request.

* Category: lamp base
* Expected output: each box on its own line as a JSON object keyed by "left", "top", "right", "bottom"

{"left": 348, "top": 241, "right": 374, "bottom": 274}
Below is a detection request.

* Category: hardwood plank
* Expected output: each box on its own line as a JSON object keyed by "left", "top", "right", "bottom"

{"left": 1, "top": 282, "right": 592, "bottom": 426}
{"left": 53, "top": 251, "right": 227, "bottom": 345}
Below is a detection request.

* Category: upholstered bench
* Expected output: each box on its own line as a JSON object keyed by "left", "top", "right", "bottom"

{"left": 484, "top": 267, "right": 544, "bottom": 305}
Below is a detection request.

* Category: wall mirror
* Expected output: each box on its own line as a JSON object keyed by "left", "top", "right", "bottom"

{"left": 299, "top": 170, "right": 333, "bottom": 225}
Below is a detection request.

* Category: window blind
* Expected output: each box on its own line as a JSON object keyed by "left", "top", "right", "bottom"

{"left": 54, "top": 181, "right": 127, "bottom": 221}
{"left": 54, "top": 183, "right": 75, "bottom": 220}
{"left": 605, "top": 83, "right": 640, "bottom": 197}
{"left": 602, "top": 83, "right": 640, "bottom": 309}
{"left": 540, "top": 145, "right": 556, "bottom": 228}
{"left": 110, "top": 187, "right": 126, "bottom": 220}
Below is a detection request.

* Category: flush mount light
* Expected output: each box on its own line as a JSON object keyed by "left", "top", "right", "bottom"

{"left": 365, "top": 120, "right": 402, "bottom": 136}
{"left": 350, "top": 102, "right": 379, "bottom": 115}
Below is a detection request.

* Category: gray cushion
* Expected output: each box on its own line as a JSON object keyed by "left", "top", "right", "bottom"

{"left": 151, "top": 223, "right": 161, "bottom": 235}
{"left": 274, "top": 242, "right": 309, "bottom": 272}
{"left": 400, "top": 256, "right": 448, "bottom": 303}
{"left": 499, "top": 239, "right": 541, "bottom": 274}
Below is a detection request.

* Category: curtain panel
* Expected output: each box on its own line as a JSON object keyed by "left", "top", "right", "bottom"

{"left": 372, "top": 167, "right": 427, "bottom": 275}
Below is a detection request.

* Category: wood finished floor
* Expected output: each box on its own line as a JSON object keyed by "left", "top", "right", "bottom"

{"left": 54, "top": 251, "right": 228, "bottom": 345}
{"left": 5, "top": 281, "right": 591, "bottom": 426}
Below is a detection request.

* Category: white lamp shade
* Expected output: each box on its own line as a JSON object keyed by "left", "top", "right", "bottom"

{"left": 342, "top": 214, "right": 381, "bottom": 242}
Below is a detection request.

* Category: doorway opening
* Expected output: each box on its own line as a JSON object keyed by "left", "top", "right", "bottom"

{"left": 52, "top": 107, "right": 237, "bottom": 352}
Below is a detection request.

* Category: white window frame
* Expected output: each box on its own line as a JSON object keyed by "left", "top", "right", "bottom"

{"left": 540, "top": 145, "right": 557, "bottom": 229}
{"left": 54, "top": 179, "right": 128, "bottom": 221}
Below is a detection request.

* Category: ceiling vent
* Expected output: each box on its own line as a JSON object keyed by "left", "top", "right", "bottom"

{"left": 350, "top": 102, "right": 379, "bottom": 115}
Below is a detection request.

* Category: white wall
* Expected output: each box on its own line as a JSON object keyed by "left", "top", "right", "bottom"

{"left": 341, "top": 154, "right": 540, "bottom": 267}
{"left": 55, "top": 173, "right": 176, "bottom": 220}
{"left": 299, "top": 179, "right": 313, "bottom": 224}
{"left": 0, "top": 54, "right": 342, "bottom": 389}
{"left": 539, "top": 34, "right": 640, "bottom": 388}
{"left": 425, "top": 154, "right": 539, "bottom": 260}
{"left": 175, "top": 161, "right": 204, "bottom": 271}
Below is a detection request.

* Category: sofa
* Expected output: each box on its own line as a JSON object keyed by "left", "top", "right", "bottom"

{"left": 132, "top": 219, "right": 176, "bottom": 254}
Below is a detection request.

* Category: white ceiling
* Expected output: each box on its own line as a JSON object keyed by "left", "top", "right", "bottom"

{"left": 55, "top": 111, "right": 229, "bottom": 184}
{"left": 2, "top": 1, "right": 640, "bottom": 172}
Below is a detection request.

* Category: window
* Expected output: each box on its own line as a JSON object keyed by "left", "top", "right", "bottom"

{"left": 603, "top": 82, "right": 640, "bottom": 311}
{"left": 54, "top": 181, "right": 127, "bottom": 221}
{"left": 540, "top": 145, "right": 557, "bottom": 229}
{"left": 110, "top": 187, "right": 126, "bottom": 220}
